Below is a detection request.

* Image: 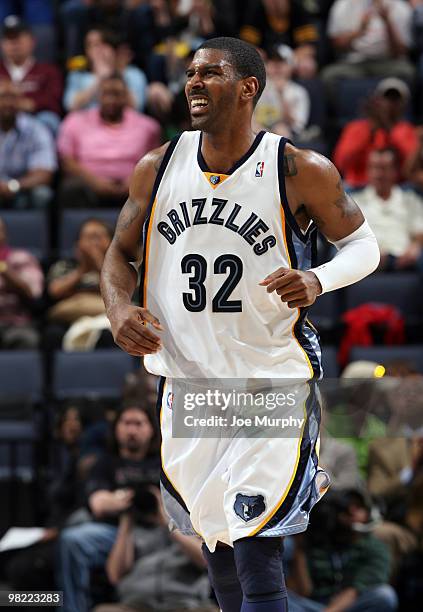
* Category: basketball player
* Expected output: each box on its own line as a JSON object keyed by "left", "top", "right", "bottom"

{"left": 101, "top": 38, "right": 380, "bottom": 612}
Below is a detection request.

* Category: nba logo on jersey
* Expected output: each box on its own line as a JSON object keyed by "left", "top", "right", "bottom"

{"left": 210, "top": 174, "right": 220, "bottom": 185}
{"left": 166, "top": 392, "right": 174, "bottom": 410}
{"left": 255, "top": 161, "right": 264, "bottom": 177}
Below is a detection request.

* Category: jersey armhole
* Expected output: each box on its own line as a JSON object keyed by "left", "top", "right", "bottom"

{"left": 277, "top": 137, "right": 315, "bottom": 245}
{"left": 145, "top": 133, "right": 183, "bottom": 220}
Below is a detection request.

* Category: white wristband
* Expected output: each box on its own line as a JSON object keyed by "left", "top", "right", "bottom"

{"left": 309, "top": 220, "right": 380, "bottom": 294}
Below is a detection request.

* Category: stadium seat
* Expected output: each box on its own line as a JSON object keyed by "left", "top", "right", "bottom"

{"left": 0, "top": 353, "right": 41, "bottom": 511}
{"left": 52, "top": 349, "right": 135, "bottom": 399}
{"left": 321, "top": 346, "right": 339, "bottom": 378}
{"left": 0, "top": 421, "right": 37, "bottom": 481}
{"left": 349, "top": 346, "right": 423, "bottom": 374}
{"left": 297, "top": 78, "right": 327, "bottom": 131}
{"left": 59, "top": 208, "right": 120, "bottom": 257}
{"left": 344, "top": 273, "right": 422, "bottom": 322}
{"left": 0, "top": 210, "right": 48, "bottom": 260}
{"left": 0, "top": 351, "right": 43, "bottom": 403}
{"left": 295, "top": 78, "right": 329, "bottom": 155}
{"left": 332, "top": 77, "right": 381, "bottom": 126}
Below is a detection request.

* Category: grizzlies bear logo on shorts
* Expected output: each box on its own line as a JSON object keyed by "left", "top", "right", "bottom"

{"left": 234, "top": 493, "right": 266, "bottom": 522}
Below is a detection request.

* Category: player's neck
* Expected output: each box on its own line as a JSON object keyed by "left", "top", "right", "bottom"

{"left": 201, "top": 126, "right": 257, "bottom": 174}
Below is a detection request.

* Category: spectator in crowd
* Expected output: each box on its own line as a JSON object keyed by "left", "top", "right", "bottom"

{"left": 240, "top": 0, "right": 319, "bottom": 50}
{"left": 318, "top": 434, "right": 363, "bottom": 492}
{"left": 333, "top": 78, "right": 418, "bottom": 189}
{"left": 354, "top": 148, "right": 423, "bottom": 272}
{"left": 240, "top": 0, "right": 319, "bottom": 77}
{"left": 123, "top": 368, "right": 159, "bottom": 413}
{"left": 367, "top": 369, "right": 423, "bottom": 572}
{"left": 287, "top": 490, "right": 397, "bottom": 612}
{"left": 0, "top": 1, "right": 56, "bottom": 62}
{"left": 0, "top": 214, "right": 43, "bottom": 348}
{"left": 64, "top": 28, "right": 148, "bottom": 113}
{"left": 254, "top": 44, "right": 310, "bottom": 139}
{"left": 60, "top": 0, "right": 152, "bottom": 63}
{"left": 94, "top": 487, "right": 217, "bottom": 612}
{"left": 0, "top": 79, "right": 56, "bottom": 208}
{"left": 322, "top": 0, "right": 415, "bottom": 89}
{"left": 326, "top": 361, "right": 388, "bottom": 476}
{"left": 173, "top": 0, "right": 237, "bottom": 47}
{"left": 0, "top": 15, "right": 62, "bottom": 134}
{"left": 57, "top": 74, "right": 161, "bottom": 208}
{"left": 404, "top": 125, "right": 423, "bottom": 195}
{"left": 46, "top": 218, "right": 113, "bottom": 348}
{"left": 57, "top": 403, "right": 160, "bottom": 612}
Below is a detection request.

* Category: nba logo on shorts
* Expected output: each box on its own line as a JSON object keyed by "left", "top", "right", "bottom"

{"left": 255, "top": 161, "right": 264, "bottom": 177}
{"left": 166, "top": 392, "right": 174, "bottom": 410}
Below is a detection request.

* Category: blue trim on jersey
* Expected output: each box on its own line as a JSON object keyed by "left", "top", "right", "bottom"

{"left": 197, "top": 130, "right": 266, "bottom": 174}
{"left": 283, "top": 217, "right": 322, "bottom": 379}
{"left": 256, "top": 382, "right": 321, "bottom": 535}
{"left": 294, "top": 310, "right": 322, "bottom": 379}
{"left": 139, "top": 134, "right": 181, "bottom": 307}
{"left": 277, "top": 138, "right": 316, "bottom": 244}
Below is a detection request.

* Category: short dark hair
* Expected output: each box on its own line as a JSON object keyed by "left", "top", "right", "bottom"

{"left": 78, "top": 217, "right": 114, "bottom": 240}
{"left": 197, "top": 37, "right": 266, "bottom": 106}
{"left": 100, "top": 72, "right": 127, "bottom": 88}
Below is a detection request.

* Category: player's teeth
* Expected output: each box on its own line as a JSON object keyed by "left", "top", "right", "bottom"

{"left": 191, "top": 99, "right": 208, "bottom": 107}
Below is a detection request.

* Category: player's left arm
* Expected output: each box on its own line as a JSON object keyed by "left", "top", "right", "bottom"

{"left": 261, "top": 149, "right": 380, "bottom": 308}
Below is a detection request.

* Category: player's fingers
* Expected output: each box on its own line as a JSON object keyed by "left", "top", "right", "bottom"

{"left": 287, "top": 297, "right": 315, "bottom": 309}
{"left": 275, "top": 281, "right": 303, "bottom": 296}
{"left": 137, "top": 308, "right": 164, "bottom": 331}
{"left": 127, "top": 320, "right": 162, "bottom": 346}
{"left": 122, "top": 326, "right": 162, "bottom": 352}
{"left": 278, "top": 287, "right": 304, "bottom": 301}
{"left": 258, "top": 267, "right": 290, "bottom": 285}
{"left": 265, "top": 273, "right": 299, "bottom": 293}
{"left": 118, "top": 336, "right": 153, "bottom": 357}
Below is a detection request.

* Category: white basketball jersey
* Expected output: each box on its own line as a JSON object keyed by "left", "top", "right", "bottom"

{"left": 141, "top": 130, "right": 322, "bottom": 379}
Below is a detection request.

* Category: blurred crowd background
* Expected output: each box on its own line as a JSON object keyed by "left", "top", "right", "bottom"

{"left": 0, "top": 1, "right": 423, "bottom": 611}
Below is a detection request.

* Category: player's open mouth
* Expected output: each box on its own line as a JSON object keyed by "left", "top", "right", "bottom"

{"left": 190, "top": 97, "right": 209, "bottom": 114}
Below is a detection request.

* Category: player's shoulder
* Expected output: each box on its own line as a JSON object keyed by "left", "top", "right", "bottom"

{"left": 283, "top": 142, "right": 339, "bottom": 186}
{"left": 128, "top": 141, "right": 172, "bottom": 201}
{"left": 134, "top": 141, "right": 172, "bottom": 175}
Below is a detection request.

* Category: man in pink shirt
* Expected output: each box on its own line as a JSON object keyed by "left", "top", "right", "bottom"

{"left": 57, "top": 74, "right": 161, "bottom": 208}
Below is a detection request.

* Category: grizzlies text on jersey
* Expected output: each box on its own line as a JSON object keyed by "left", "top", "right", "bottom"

{"left": 141, "top": 130, "right": 322, "bottom": 379}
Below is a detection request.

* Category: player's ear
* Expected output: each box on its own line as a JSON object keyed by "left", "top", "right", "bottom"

{"left": 241, "top": 76, "right": 259, "bottom": 104}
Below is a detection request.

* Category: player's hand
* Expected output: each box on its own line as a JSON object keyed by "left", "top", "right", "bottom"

{"left": 259, "top": 268, "right": 322, "bottom": 308}
{"left": 110, "top": 304, "right": 164, "bottom": 356}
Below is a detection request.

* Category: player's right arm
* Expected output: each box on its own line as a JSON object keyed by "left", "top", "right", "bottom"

{"left": 100, "top": 143, "right": 170, "bottom": 356}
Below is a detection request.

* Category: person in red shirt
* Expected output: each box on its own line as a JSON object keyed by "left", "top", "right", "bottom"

{"left": 0, "top": 15, "right": 62, "bottom": 134}
{"left": 333, "top": 78, "right": 418, "bottom": 189}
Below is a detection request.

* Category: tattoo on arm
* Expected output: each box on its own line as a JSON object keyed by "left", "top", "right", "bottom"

{"left": 284, "top": 154, "right": 298, "bottom": 177}
{"left": 116, "top": 198, "right": 141, "bottom": 236}
{"left": 333, "top": 181, "right": 361, "bottom": 219}
{"left": 306, "top": 182, "right": 362, "bottom": 232}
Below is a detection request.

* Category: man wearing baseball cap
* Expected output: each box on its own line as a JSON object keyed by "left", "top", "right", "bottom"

{"left": 0, "top": 15, "right": 62, "bottom": 133}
